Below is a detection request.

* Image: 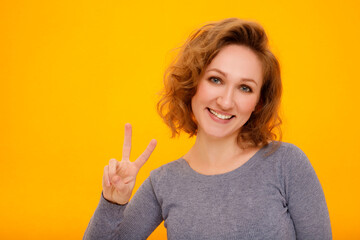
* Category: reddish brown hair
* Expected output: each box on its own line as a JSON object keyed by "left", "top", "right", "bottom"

{"left": 157, "top": 18, "right": 282, "bottom": 148}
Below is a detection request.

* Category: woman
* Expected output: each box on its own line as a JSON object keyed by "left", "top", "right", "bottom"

{"left": 84, "top": 18, "right": 332, "bottom": 239}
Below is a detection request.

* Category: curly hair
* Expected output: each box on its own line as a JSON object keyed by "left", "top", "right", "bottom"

{"left": 157, "top": 18, "right": 282, "bottom": 149}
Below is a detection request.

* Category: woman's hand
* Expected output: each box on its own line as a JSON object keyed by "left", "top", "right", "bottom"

{"left": 102, "top": 123, "right": 157, "bottom": 205}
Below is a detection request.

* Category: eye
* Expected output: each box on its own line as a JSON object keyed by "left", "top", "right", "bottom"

{"left": 209, "top": 77, "right": 221, "bottom": 84}
{"left": 240, "top": 85, "right": 252, "bottom": 93}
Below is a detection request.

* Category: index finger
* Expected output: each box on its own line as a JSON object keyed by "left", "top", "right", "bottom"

{"left": 122, "top": 123, "right": 132, "bottom": 161}
{"left": 134, "top": 139, "right": 157, "bottom": 169}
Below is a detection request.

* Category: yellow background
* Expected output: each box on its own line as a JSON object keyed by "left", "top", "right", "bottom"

{"left": 1, "top": 0, "right": 359, "bottom": 239}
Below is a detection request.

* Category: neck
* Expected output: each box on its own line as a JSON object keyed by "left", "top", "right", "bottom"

{"left": 183, "top": 129, "right": 262, "bottom": 175}
{"left": 184, "top": 130, "right": 244, "bottom": 169}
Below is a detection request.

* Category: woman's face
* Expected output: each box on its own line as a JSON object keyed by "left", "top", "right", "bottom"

{"left": 191, "top": 44, "right": 263, "bottom": 140}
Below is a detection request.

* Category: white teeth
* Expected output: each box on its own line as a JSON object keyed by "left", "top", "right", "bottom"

{"left": 209, "top": 109, "right": 233, "bottom": 120}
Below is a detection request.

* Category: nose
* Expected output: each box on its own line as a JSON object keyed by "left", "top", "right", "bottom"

{"left": 216, "top": 87, "right": 235, "bottom": 110}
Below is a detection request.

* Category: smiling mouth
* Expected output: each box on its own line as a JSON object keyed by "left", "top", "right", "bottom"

{"left": 207, "top": 108, "right": 235, "bottom": 120}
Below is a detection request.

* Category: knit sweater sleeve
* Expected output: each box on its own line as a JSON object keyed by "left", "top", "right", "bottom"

{"left": 83, "top": 177, "right": 163, "bottom": 240}
{"left": 283, "top": 144, "right": 332, "bottom": 239}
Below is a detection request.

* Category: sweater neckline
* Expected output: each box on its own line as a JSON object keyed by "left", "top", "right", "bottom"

{"left": 179, "top": 142, "right": 273, "bottom": 181}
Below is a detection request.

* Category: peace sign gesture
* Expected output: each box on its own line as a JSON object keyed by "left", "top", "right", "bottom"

{"left": 102, "top": 123, "right": 157, "bottom": 205}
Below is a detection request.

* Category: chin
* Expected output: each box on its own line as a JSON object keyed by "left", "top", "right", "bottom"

{"left": 201, "top": 128, "right": 239, "bottom": 140}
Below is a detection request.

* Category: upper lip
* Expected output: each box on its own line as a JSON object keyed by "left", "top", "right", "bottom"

{"left": 207, "top": 107, "right": 235, "bottom": 117}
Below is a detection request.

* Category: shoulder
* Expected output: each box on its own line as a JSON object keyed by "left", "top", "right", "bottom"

{"left": 263, "top": 141, "right": 313, "bottom": 175}
{"left": 270, "top": 142, "right": 318, "bottom": 180}
{"left": 268, "top": 141, "right": 305, "bottom": 155}
{"left": 266, "top": 141, "right": 309, "bottom": 163}
{"left": 149, "top": 158, "right": 185, "bottom": 185}
{"left": 279, "top": 142, "right": 309, "bottom": 164}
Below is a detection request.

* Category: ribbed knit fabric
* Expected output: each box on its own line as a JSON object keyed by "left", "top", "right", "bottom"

{"left": 83, "top": 142, "right": 332, "bottom": 240}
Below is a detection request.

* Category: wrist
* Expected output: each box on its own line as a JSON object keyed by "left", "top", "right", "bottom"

{"left": 102, "top": 192, "right": 129, "bottom": 205}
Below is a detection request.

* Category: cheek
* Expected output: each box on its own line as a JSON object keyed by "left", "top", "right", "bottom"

{"left": 237, "top": 97, "right": 259, "bottom": 113}
{"left": 192, "top": 81, "right": 214, "bottom": 104}
{"left": 191, "top": 91, "right": 204, "bottom": 115}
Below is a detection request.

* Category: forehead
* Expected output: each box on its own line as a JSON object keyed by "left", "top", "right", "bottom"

{"left": 206, "top": 45, "right": 263, "bottom": 84}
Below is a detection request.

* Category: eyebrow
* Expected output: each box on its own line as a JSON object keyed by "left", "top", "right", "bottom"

{"left": 206, "top": 68, "right": 258, "bottom": 86}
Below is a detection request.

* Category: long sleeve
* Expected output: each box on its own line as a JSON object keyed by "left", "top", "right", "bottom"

{"left": 83, "top": 177, "right": 163, "bottom": 240}
{"left": 283, "top": 145, "right": 332, "bottom": 239}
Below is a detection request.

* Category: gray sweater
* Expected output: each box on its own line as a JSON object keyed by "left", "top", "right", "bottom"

{"left": 84, "top": 142, "right": 332, "bottom": 239}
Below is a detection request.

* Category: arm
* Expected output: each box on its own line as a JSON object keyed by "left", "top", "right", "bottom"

{"left": 284, "top": 145, "right": 332, "bottom": 240}
{"left": 83, "top": 123, "right": 162, "bottom": 239}
{"left": 83, "top": 177, "right": 163, "bottom": 240}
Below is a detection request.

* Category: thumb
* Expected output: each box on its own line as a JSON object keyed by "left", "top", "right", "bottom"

{"left": 111, "top": 175, "right": 127, "bottom": 191}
